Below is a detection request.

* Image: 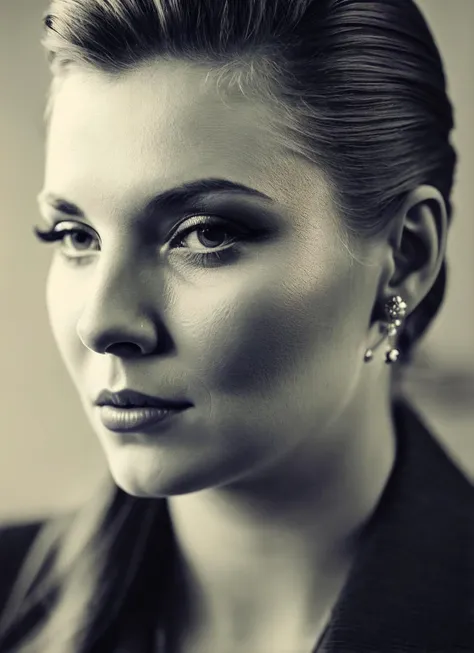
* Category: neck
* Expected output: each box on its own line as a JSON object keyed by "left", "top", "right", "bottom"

{"left": 166, "top": 378, "right": 397, "bottom": 648}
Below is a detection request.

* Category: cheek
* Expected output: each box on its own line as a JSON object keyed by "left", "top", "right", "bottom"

{"left": 45, "top": 259, "right": 84, "bottom": 377}
{"left": 169, "top": 258, "right": 366, "bottom": 397}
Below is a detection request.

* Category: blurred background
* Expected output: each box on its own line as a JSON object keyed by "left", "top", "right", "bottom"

{"left": 0, "top": 0, "right": 473, "bottom": 523}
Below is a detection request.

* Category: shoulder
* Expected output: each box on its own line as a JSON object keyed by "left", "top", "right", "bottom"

{"left": 0, "top": 520, "right": 47, "bottom": 621}
{"left": 393, "top": 395, "right": 473, "bottom": 495}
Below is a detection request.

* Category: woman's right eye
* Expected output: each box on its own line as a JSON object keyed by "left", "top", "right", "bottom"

{"left": 33, "top": 221, "right": 100, "bottom": 261}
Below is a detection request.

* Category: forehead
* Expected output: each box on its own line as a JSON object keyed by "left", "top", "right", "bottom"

{"left": 45, "top": 59, "right": 335, "bottom": 226}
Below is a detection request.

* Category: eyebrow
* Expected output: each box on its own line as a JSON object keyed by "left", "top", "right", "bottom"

{"left": 36, "top": 177, "right": 274, "bottom": 218}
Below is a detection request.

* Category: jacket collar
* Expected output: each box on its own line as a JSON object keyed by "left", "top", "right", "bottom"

{"left": 319, "top": 397, "right": 473, "bottom": 652}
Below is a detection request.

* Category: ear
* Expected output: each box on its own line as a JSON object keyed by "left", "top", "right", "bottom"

{"left": 381, "top": 185, "right": 448, "bottom": 317}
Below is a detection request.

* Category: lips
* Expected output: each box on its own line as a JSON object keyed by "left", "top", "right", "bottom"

{"left": 95, "top": 389, "right": 192, "bottom": 433}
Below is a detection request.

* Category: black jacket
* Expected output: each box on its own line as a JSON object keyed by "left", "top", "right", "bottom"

{"left": 0, "top": 398, "right": 473, "bottom": 652}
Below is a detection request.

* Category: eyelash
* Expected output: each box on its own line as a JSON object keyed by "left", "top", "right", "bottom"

{"left": 33, "top": 216, "right": 249, "bottom": 268}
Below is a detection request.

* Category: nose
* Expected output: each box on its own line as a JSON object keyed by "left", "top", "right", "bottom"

{"left": 76, "top": 259, "right": 164, "bottom": 357}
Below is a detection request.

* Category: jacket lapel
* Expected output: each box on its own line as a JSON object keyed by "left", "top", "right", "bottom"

{"left": 319, "top": 398, "right": 473, "bottom": 652}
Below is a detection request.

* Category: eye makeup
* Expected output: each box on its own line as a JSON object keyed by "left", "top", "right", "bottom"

{"left": 33, "top": 202, "right": 274, "bottom": 269}
{"left": 33, "top": 190, "right": 281, "bottom": 269}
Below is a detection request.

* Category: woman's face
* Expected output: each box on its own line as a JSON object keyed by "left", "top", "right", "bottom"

{"left": 41, "top": 60, "right": 383, "bottom": 497}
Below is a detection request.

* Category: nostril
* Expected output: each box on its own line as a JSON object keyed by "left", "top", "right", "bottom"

{"left": 105, "top": 342, "right": 143, "bottom": 357}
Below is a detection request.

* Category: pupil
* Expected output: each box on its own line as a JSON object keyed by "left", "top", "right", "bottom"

{"left": 197, "top": 227, "right": 227, "bottom": 248}
{"left": 71, "top": 232, "right": 91, "bottom": 249}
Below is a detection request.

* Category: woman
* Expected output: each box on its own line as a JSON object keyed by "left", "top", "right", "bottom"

{"left": 0, "top": 0, "right": 472, "bottom": 651}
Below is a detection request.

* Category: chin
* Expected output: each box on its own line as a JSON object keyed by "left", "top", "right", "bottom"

{"left": 108, "top": 456, "right": 216, "bottom": 498}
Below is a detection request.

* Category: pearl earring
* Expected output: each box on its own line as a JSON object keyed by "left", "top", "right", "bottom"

{"left": 364, "top": 295, "right": 408, "bottom": 364}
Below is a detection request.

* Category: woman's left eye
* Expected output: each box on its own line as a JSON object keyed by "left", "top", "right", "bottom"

{"left": 171, "top": 221, "right": 241, "bottom": 251}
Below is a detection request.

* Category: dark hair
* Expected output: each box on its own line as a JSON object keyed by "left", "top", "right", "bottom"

{"left": 0, "top": 0, "right": 456, "bottom": 650}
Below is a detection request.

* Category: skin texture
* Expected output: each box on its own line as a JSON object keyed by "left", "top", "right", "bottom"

{"left": 39, "top": 59, "right": 447, "bottom": 651}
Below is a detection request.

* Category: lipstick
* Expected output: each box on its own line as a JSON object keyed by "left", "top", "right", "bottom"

{"left": 98, "top": 405, "right": 186, "bottom": 432}
{"left": 95, "top": 388, "right": 192, "bottom": 432}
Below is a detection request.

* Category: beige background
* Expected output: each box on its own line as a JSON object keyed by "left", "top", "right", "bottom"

{"left": 0, "top": 0, "right": 473, "bottom": 523}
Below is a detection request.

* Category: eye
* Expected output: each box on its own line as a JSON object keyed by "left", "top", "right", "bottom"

{"left": 63, "top": 229, "right": 97, "bottom": 251}
{"left": 34, "top": 221, "right": 100, "bottom": 258}
{"left": 179, "top": 225, "right": 235, "bottom": 250}
{"left": 170, "top": 216, "right": 246, "bottom": 252}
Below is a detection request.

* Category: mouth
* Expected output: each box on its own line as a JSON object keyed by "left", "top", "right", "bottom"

{"left": 95, "top": 389, "right": 193, "bottom": 433}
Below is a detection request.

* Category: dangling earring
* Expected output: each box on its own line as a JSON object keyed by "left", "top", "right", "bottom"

{"left": 364, "top": 295, "right": 407, "bottom": 364}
